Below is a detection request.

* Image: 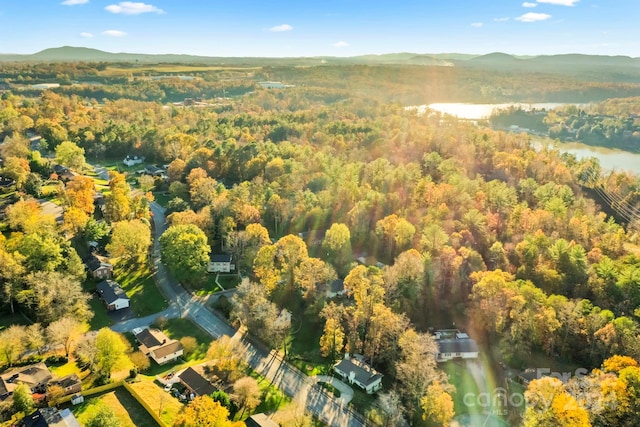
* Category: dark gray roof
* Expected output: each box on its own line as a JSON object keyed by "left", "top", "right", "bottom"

{"left": 96, "top": 280, "right": 128, "bottom": 304}
{"left": 436, "top": 338, "right": 479, "bottom": 354}
{"left": 179, "top": 367, "right": 217, "bottom": 396}
{"left": 334, "top": 358, "right": 382, "bottom": 386}
{"left": 210, "top": 253, "right": 232, "bottom": 263}
{"left": 329, "top": 279, "right": 345, "bottom": 293}
{"left": 50, "top": 374, "right": 81, "bottom": 390}
{"left": 134, "top": 328, "right": 164, "bottom": 348}
{"left": 18, "top": 408, "right": 81, "bottom": 427}
{"left": 85, "top": 255, "right": 111, "bottom": 272}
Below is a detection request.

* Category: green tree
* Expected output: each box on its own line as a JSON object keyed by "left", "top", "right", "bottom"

{"left": 94, "top": 328, "right": 129, "bottom": 381}
{"left": 104, "top": 171, "right": 131, "bottom": 223}
{"left": 322, "top": 223, "right": 353, "bottom": 275}
{"left": 160, "top": 224, "right": 211, "bottom": 285}
{"left": 85, "top": 406, "right": 120, "bottom": 427}
{"left": 0, "top": 325, "right": 26, "bottom": 366}
{"left": 55, "top": 140, "right": 85, "bottom": 170}
{"left": 106, "top": 219, "right": 151, "bottom": 265}
{"left": 12, "top": 383, "right": 34, "bottom": 415}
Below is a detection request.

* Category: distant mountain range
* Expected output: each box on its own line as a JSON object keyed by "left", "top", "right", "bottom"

{"left": 1, "top": 46, "right": 640, "bottom": 78}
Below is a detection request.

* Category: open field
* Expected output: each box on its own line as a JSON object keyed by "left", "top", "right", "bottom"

{"left": 127, "top": 380, "right": 184, "bottom": 426}
{"left": 71, "top": 387, "right": 158, "bottom": 427}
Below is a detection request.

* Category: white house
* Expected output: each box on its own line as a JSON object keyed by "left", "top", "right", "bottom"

{"left": 334, "top": 355, "right": 383, "bottom": 394}
{"left": 207, "top": 254, "right": 234, "bottom": 273}
{"left": 434, "top": 330, "right": 479, "bottom": 362}
{"left": 123, "top": 155, "right": 145, "bottom": 167}
{"left": 96, "top": 280, "right": 130, "bottom": 311}
{"left": 133, "top": 328, "right": 183, "bottom": 365}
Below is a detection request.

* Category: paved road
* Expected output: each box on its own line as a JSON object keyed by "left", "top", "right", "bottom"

{"left": 109, "top": 198, "right": 368, "bottom": 427}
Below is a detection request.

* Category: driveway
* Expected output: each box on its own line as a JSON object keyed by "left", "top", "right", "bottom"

{"left": 311, "top": 375, "right": 354, "bottom": 405}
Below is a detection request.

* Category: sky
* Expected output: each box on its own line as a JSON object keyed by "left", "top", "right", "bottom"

{"left": 0, "top": 0, "right": 638, "bottom": 57}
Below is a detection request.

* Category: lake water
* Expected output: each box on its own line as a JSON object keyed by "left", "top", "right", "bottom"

{"left": 408, "top": 102, "right": 640, "bottom": 175}
{"left": 409, "top": 102, "right": 576, "bottom": 121}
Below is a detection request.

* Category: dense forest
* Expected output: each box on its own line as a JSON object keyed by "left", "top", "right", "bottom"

{"left": 2, "top": 61, "right": 640, "bottom": 426}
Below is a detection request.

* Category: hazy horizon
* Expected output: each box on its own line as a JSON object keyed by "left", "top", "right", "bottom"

{"left": 1, "top": 0, "right": 639, "bottom": 58}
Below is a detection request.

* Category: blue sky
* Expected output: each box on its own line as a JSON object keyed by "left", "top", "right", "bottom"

{"left": 0, "top": 0, "right": 638, "bottom": 57}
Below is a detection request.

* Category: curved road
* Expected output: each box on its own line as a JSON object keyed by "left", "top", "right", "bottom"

{"left": 110, "top": 200, "right": 368, "bottom": 427}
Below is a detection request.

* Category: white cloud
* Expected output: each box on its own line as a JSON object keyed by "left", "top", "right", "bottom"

{"left": 332, "top": 41, "right": 350, "bottom": 47}
{"left": 269, "top": 24, "right": 293, "bottom": 32}
{"left": 493, "top": 17, "right": 510, "bottom": 22}
{"left": 522, "top": 2, "right": 537, "bottom": 7}
{"left": 537, "top": 0, "right": 579, "bottom": 5}
{"left": 61, "top": 0, "right": 89, "bottom": 5}
{"left": 516, "top": 12, "right": 552, "bottom": 22}
{"left": 105, "top": 2, "right": 164, "bottom": 15}
{"left": 102, "top": 30, "right": 127, "bottom": 37}
{"left": 471, "top": 22, "right": 483, "bottom": 28}
{"left": 80, "top": 32, "right": 94, "bottom": 38}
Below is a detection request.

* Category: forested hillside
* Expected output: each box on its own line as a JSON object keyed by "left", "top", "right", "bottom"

{"left": 2, "top": 62, "right": 640, "bottom": 426}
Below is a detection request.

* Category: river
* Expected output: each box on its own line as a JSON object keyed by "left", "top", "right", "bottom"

{"left": 410, "top": 102, "right": 640, "bottom": 175}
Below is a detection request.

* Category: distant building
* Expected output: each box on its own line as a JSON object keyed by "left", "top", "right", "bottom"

{"left": 96, "top": 280, "right": 130, "bottom": 311}
{"left": 258, "top": 81, "right": 294, "bottom": 89}
{"left": 133, "top": 328, "right": 183, "bottom": 365}
{"left": 30, "top": 83, "right": 60, "bottom": 90}
{"left": 434, "top": 330, "right": 479, "bottom": 362}
{"left": 207, "top": 254, "right": 234, "bottom": 273}
{"left": 334, "top": 354, "right": 383, "bottom": 394}
{"left": 123, "top": 155, "right": 145, "bottom": 167}
{"left": 0, "top": 176, "right": 16, "bottom": 189}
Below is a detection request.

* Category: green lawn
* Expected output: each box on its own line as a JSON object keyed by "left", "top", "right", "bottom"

{"left": 247, "top": 369, "right": 291, "bottom": 416}
{"left": 287, "top": 309, "right": 327, "bottom": 376}
{"left": 115, "top": 264, "right": 169, "bottom": 317}
{"left": 163, "top": 318, "right": 213, "bottom": 361}
{"left": 217, "top": 274, "right": 240, "bottom": 290}
{"left": 152, "top": 191, "right": 172, "bottom": 207}
{"left": 71, "top": 387, "right": 157, "bottom": 427}
{"left": 442, "top": 361, "right": 483, "bottom": 417}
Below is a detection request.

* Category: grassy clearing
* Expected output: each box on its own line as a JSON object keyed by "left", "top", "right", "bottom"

{"left": 163, "top": 318, "right": 213, "bottom": 361}
{"left": 71, "top": 387, "right": 157, "bottom": 427}
{"left": 128, "top": 380, "right": 184, "bottom": 426}
{"left": 287, "top": 310, "right": 326, "bottom": 376}
{"left": 247, "top": 370, "right": 291, "bottom": 416}
{"left": 115, "top": 264, "right": 168, "bottom": 317}
{"left": 217, "top": 274, "right": 240, "bottom": 290}
{"left": 152, "top": 191, "right": 172, "bottom": 207}
{"left": 86, "top": 294, "right": 114, "bottom": 330}
{"left": 443, "top": 361, "right": 482, "bottom": 416}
